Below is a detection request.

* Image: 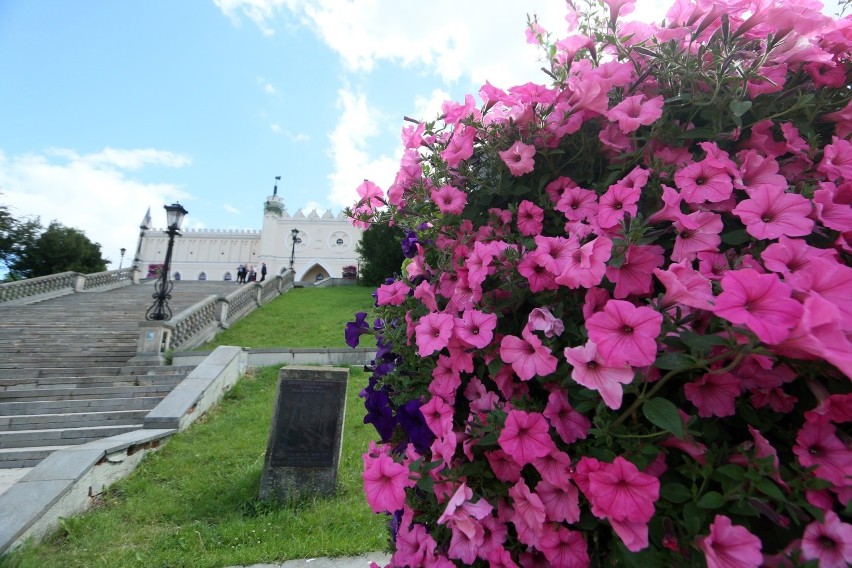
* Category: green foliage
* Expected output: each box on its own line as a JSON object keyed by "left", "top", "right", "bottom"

{"left": 8, "top": 221, "right": 108, "bottom": 279}
{"left": 0, "top": 201, "right": 40, "bottom": 280}
{"left": 1, "top": 367, "right": 386, "bottom": 568}
{"left": 355, "top": 222, "right": 406, "bottom": 286}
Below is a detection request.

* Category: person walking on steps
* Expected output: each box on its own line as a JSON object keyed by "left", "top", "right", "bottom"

{"left": 260, "top": 262, "right": 267, "bottom": 282}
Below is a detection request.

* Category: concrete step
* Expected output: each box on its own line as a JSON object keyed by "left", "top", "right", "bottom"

{"left": 0, "top": 374, "right": 184, "bottom": 391}
{"left": 0, "top": 446, "right": 66, "bottom": 468}
{"left": 0, "top": 409, "right": 149, "bottom": 431}
{"left": 0, "top": 383, "right": 177, "bottom": 402}
{"left": 0, "top": 396, "right": 163, "bottom": 416}
{"left": 0, "top": 366, "right": 128, "bottom": 379}
{"left": 0, "top": 424, "right": 141, "bottom": 449}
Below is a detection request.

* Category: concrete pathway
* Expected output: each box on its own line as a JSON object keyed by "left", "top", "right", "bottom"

{"left": 228, "top": 553, "right": 391, "bottom": 568}
{"left": 0, "top": 468, "right": 30, "bottom": 497}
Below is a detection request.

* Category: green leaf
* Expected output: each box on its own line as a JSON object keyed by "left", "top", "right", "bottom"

{"left": 754, "top": 478, "right": 786, "bottom": 501}
{"left": 654, "top": 352, "right": 695, "bottom": 371}
{"left": 643, "top": 397, "right": 685, "bottom": 438}
{"left": 680, "top": 332, "right": 727, "bottom": 355}
{"left": 415, "top": 474, "right": 434, "bottom": 494}
{"left": 729, "top": 99, "right": 752, "bottom": 117}
{"left": 683, "top": 502, "right": 703, "bottom": 534}
{"left": 697, "top": 491, "right": 724, "bottom": 509}
{"left": 661, "top": 483, "right": 693, "bottom": 503}
{"left": 721, "top": 229, "right": 750, "bottom": 245}
{"left": 714, "top": 464, "right": 745, "bottom": 481}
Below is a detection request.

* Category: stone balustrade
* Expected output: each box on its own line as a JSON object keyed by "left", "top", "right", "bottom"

{"left": 0, "top": 268, "right": 135, "bottom": 304}
{"left": 130, "top": 270, "right": 295, "bottom": 365}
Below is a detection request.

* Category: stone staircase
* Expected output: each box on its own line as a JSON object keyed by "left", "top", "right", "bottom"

{"left": 0, "top": 281, "right": 238, "bottom": 468}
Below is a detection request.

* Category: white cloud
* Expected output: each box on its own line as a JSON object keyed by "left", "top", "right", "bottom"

{"left": 325, "top": 88, "right": 397, "bottom": 208}
{"left": 270, "top": 123, "right": 282, "bottom": 133}
{"left": 224, "top": 203, "right": 241, "bottom": 214}
{"left": 0, "top": 148, "right": 192, "bottom": 269}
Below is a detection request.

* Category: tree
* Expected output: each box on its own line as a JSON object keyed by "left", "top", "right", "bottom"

{"left": 355, "top": 223, "right": 406, "bottom": 286}
{"left": 0, "top": 200, "right": 41, "bottom": 280}
{"left": 10, "top": 221, "right": 108, "bottom": 278}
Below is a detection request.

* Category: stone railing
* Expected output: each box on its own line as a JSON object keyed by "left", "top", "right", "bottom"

{"left": 129, "top": 270, "right": 295, "bottom": 365}
{"left": 0, "top": 268, "right": 135, "bottom": 304}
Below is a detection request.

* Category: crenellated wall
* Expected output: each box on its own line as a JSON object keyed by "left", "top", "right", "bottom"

{"left": 136, "top": 195, "right": 363, "bottom": 283}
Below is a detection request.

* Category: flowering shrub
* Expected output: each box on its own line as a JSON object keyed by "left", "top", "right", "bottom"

{"left": 346, "top": 0, "right": 852, "bottom": 566}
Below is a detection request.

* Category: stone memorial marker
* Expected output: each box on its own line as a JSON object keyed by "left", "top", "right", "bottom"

{"left": 259, "top": 366, "right": 348, "bottom": 501}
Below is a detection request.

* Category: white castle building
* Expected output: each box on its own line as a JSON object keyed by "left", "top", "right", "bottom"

{"left": 134, "top": 188, "right": 363, "bottom": 284}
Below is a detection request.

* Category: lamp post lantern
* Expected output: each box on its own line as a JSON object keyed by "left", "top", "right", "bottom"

{"left": 289, "top": 228, "right": 300, "bottom": 270}
{"left": 119, "top": 247, "right": 126, "bottom": 271}
{"left": 146, "top": 203, "right": 188, "bottom": 321}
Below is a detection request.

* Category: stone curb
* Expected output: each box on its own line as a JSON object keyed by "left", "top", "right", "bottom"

{"left": 0, "top": 345, "right": 246, "bottom": 556}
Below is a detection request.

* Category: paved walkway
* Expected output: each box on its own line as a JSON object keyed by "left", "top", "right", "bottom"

{"left": 228, "top": 553, "right": 390, "bottom": 568}
{"left": 0, "top": 468, "right": 29, "bottom": 497}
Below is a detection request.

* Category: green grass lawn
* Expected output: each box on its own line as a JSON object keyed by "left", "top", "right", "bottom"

{"left": 6, "top": 367, "right": 388, "bottom": 568}
{"left": 2, "top": 286, "right": 387, "bottom": 568}
{"left": 199, "top": 286, "right": 377, "bottom": 350}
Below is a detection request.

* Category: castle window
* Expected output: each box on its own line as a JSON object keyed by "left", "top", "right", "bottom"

{"left": 174, "top": 272, "right": 182, "bottom": 281}
{"left": 199, "top": 272, "right": 207, "bottom": 281}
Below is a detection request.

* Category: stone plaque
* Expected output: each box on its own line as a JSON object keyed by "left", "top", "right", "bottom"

{"left": 259, "top": 366, "right": 348, "bottom": 501}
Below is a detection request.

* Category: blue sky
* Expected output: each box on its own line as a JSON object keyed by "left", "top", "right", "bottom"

{"left": 0, "top": 0, "right": 843, "bottom": 268}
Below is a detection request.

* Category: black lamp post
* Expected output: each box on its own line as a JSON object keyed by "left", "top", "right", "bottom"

{"left": 289, "top": 228, "right": 300, "bottom": 270}
{"left": 146, "top": 203, "right": 188, "bottom": 321}
{"left": 119, "top": 247, "right": 126, "bottom": 270}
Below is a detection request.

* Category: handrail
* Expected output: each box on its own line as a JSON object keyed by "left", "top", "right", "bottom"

{"left": 0, "top": 268, "right": 135, "bottom": 304}
{"left": 130, "top": 270, "right": 296, "bottom": 363}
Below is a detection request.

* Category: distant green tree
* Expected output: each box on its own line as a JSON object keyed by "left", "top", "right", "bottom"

{"left": 355, "top": 223, "right": 406, "bottom": 286}
{"left": 0, "top": 199, "right": 41, "bottom": 280}
{"left": 9, "top": 221, "right": 108, "bottom": 278}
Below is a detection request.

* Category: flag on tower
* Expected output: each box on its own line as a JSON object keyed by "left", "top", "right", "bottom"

{"left": 141, "top": 207, "right": 152, "bottom": 229}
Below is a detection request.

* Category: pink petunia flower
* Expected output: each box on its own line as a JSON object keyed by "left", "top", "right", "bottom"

{"left": 732, "top": 185, "right": 813, "bottom": 240}
{"left": 375, "top": 279, "right": 410, "bottom": 306}
{"left": 526, "top": 306, "right": 565, "bottom": 338}
{"left": 508, "top": 479, "right": 547, "bottom": 548}
{"left": 420, "top": 395, "right": 454, "bottom": 437}
{"left": 605, "top": 244, "right": 664, "bottom": 299}
{"left": 606, "top": 94, "right": 664, "bottom": 133}
{"left": 486, "top": 449, "right": 523, "bottom": 483}
{"left": 363, "top": 452, "right": 410, "bottom": 513}
{"left": 544, "top": 388, "right": 591, "bottom": 444}
{"left": 675, "top": 160, "right": 734, "bottom": 204}
{"left": 698, "top": 515, "right": 763, "bottom": 568}
{"left": 713, "top": 269, "right": 803, "bottom": 345}
{"left": 500, "top": 329, "right": 558, "bottom": 381}
{"left": 683, "top": 372, "right": 741, "bottom": 418}
{"left": 554, "top": 235, "right": 613, "bottom": 289}
{"left": 517, "top": 200, "right": 544, "bottom": 236}
{"left": 654, "top": 261, "right": 714, "bottom": 311}
{"left": 817, "top": 137, "right": 852, "bottom": 181}
{"left": 596, "top": 182, "right": 641, "bottom": 229}
{"left": 414, "top": 312, "right": 455, "bottom": 356}
{"left": 539, "top": 524, "right": 590, "bottom": 567}
{"left": 555, "top": 184, "right": 598, "bottom": 221}
{"left": 498, "top": 410, "right": 554, "bottom": 466}
{"left": 498, "top": 141, "right": 536, "bottom": 176}
{"left": 441, "top": 124, "right": 476, "bottom": 167}
{"left": 585, "top": 300, "right": 662, "bottom": 367}
{"left": 793, "top": 413, "right": 852, "bottom": 488}
{"left": 431, "top": 184, "right": 468, "bottom": 215}
{"left": 564, "top": 341, "right": 635, "bottom": 410}
{"left": 672, "top": 210, "right": 723, "bottom": 262}
{"left": 454, "top": 309, "right": 497, "bottom": 349}
{"left": 537, "top": 479, "right": 581, "bottom": 524}
{"left": 585, "top": 456, "right": 660, "bottom": 523}
{"left": 801, "top": 510, "right": 852, "bottom": 568}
